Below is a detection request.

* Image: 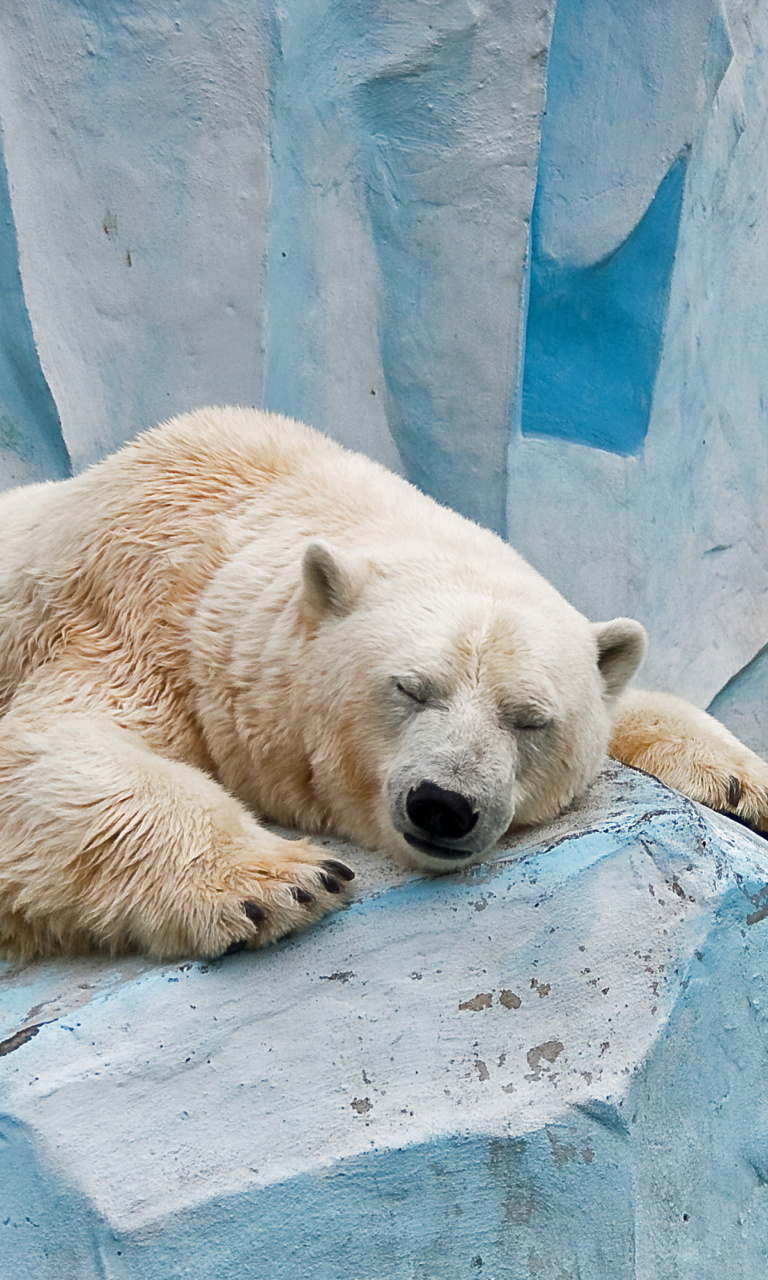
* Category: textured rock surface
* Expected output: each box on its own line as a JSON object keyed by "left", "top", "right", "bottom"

{"left": 2, "top": 764, "right": 768, "bottom": 1279}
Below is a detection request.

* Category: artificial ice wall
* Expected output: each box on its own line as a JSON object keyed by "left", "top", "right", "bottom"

{"left": 0, "top": 0, "right": 766, "bottom": 747}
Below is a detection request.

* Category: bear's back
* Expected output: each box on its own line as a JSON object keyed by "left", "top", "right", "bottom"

{"left": 0, "top": 406, "right": 547, "bottom": 716}
{"left": 0, "top": 408, "right": 424, "bottom": 710}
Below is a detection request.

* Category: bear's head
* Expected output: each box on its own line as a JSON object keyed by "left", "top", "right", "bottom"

{"left": 297, "top": 540, "right": 647, "bottom": 872}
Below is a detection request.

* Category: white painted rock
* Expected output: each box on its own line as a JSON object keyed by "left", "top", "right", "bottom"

{"left": 1, "top": 762, "right": 768, "bottom": 1279}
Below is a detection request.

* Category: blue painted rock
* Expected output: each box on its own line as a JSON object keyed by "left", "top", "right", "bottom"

{"left": 1, "top": 762, "right": 767, "bottom": 1279}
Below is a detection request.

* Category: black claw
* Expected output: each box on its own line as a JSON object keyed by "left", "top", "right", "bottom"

{"left": 727, "top": 776, "right": 743, "bottom": 808}
{"left": 242, "top": 900, "right": 267, "bottom": 924}
{"left": 291, "top": 886, "right": 315, "bottom": 905}
{"left": 322, "top": 859, "right": 355, "bottom": 882}
{"left": 320, "top": 873, "right": 343, "bottom": 894}
{"left": 224, "top": 939, "right": 249, "bottom": 955}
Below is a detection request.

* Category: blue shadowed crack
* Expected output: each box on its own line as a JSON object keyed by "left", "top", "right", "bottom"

{"left": 708, "top": 641, "right": 768, "bottom": 759}
{"left": 521, "top": 150, "right": 689, "bottom": 455}
{"left": 0, "top": 125, "right": 71, "bottom": 484}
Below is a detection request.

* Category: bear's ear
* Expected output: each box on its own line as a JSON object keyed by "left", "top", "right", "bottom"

{"left": 301, "top": 540, "right": 369, "bottom": 616}
{"left": 593, "top": 618, "right": 647, "bottom": 699}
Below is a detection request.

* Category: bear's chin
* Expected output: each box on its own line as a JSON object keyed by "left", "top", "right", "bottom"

{"left": 386, "top": 831, "right": 488, "bottom": 873}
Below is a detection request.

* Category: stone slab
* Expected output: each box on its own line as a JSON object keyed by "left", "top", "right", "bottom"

{"left": 2, "top": 763, "right": 768, "bottom": 1278}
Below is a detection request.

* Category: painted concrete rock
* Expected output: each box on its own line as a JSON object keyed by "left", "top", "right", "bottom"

{"left": 1, "top": 762, "right": 768, "bottom": 1279}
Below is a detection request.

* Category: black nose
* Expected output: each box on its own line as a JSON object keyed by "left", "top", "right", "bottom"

{"left": 406, "top": 782, "right": 479, "bottom": 841}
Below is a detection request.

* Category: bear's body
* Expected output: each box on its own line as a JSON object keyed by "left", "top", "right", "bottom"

{"left": 0, "top": 407, "right": 766, "bottom": 960}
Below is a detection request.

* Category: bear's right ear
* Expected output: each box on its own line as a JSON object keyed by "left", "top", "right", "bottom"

{"left": 301, "top": 540, "right": 369, "bottom": 616}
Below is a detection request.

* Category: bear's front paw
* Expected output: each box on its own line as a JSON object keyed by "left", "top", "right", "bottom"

{"left": 685, "top": 757, "right": 768, "bottom": 835}
{"left": 208, "top": 847, "right": 356, "bottom": 959}
{"left": 610, "top": 690, "right": 768, "bottom": 835}
{"left": 665, "top": 747, "right": 768, "bottom": 834}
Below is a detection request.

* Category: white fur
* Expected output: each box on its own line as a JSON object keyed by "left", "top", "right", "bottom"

{"left": 4, "top": 405, "right": 738, "bottom": 961}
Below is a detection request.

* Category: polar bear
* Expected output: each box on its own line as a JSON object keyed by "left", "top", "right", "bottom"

{"left": 0, "top": 407, "right": 765, "bottom": 961}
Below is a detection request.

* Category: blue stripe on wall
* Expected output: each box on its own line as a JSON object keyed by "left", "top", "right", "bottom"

{"left": 0, "top": 126, "right": 70, "bottom": 483}
{"left": 521, "top": 150, "right": 689, "bottom": 455}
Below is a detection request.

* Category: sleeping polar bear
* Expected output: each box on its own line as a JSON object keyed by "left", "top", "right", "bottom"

{"left": 0, "top": 407, "right": 765, "bottom": 960}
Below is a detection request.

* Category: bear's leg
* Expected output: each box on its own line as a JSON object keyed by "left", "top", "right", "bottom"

{"left": 0, "top": 710, "right": 354, "bottom": 960}
{"left": 610, "top": 689, "right": 768, "bottom": 831}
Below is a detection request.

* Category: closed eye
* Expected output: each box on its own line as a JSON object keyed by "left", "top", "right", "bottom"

{"left": 500, "top": 703, "right": 554, "bottom": 733}
{"left": 396, "top": 680, "right": 428, "bottom": 706}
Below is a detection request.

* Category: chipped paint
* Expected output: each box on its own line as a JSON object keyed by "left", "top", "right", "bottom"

{"left": 0, "top": 1024, "right": 43, "bottom": 1058}
{"left": 459, "top": 993, "right": 493, "bottom": 1012}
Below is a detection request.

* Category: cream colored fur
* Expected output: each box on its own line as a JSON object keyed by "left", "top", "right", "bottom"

{"left": 609, "top": 688, "right": 768, "bottom": 829}
{"left": 0, "top": 407, "right": 765, "bottom": 961}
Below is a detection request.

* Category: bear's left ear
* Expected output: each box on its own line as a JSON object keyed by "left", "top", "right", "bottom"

{"left": 301, "top": 540, "right": 370, "bottom": 616}
{"left": 593, "top": 618, "right": 647, "bottom": 699}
